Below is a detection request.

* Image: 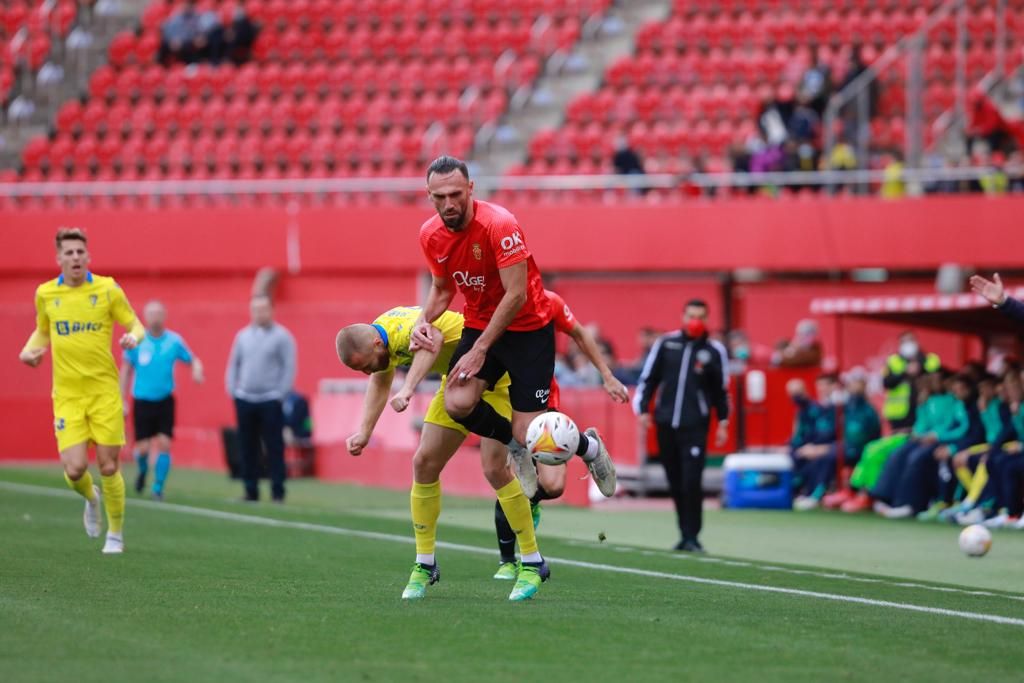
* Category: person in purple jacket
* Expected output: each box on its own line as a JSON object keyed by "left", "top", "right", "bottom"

{"left": 971, "top": 273, "right": 1024, "bottom": 321}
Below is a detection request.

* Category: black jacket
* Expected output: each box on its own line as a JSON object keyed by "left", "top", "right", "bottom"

{"left": 998, "top": 296, "right": 1024, "bottom": 324}
{"left": 633, "top": 331, "right": 729, "bottom": 430}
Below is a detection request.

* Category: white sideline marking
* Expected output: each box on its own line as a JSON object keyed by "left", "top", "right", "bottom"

{"left": 3, "top": 481, "right": 1024, "bottom": 628}
{"left": 567, "top": 539, "right": 1024, "bottom": 603}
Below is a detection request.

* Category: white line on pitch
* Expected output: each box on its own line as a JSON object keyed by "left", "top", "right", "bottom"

{"left": 3, "top": 481, "right": 1023, "bottom": 628}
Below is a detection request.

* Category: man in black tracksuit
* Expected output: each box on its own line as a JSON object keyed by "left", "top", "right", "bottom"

{"left": 633, "top": 299, "right": 730, "bottom": 552}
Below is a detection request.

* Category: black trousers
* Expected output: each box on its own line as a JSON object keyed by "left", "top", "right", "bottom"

{"left": 656, "top": 425, "right": 707, "bottom": 542}
{"left": 234, "top": 398, "right": 286, "bottom": 501}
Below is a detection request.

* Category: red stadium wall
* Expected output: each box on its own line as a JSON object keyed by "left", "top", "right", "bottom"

{"left": 2, "top": 196, "right": 1013, "bottom": 484}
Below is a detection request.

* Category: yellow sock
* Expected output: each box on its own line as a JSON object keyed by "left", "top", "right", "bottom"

{"left": 496, "top": 478, "right": 539, "bottom": 556}
{"left": 65, "top": 470, "right": 97, "bottom": 502}
{"left": 966, "top": 463, "right": 989, "bottom": 504}
{"left": 101, "top": 472, "right": 126, "bottom": 534}
{"left": 410, "top": 480, "right": 442, "bottom": 557}
{"left": 955, "top": 466, "right": 973, "bottom": 491}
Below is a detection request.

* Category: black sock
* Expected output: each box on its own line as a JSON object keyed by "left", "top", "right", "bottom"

{"left": 453, "top": 401, "right": 514, "bottom": 444}
{"left": 530, "top": 485, "right": 555, "bottom": 505}
{"left": 574, "top": 432, "right": 591, "bottom": 457}
{"left": 494, "top": 499, "right": 517, "bottom": 563}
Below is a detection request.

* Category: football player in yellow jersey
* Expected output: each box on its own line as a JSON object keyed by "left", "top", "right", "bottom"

{"left": 18, "top": 228, "right": 144, "bottom": 554}
{"left": 335, "top": 306, "right": 545, "bottom": 601}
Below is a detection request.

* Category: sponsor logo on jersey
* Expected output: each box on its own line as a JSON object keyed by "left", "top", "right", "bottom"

{"left": 452, "top": 271, "right": 486, "bottom": 291}
{"left": 55, "top": 321, "right": 104, "bottom": 336}
{"left": 472, "top": 243, "right": 482, "bottom": 260}
{"left": 499, "top": 231, "right": 525, "bottom": 257}
{"left": 535, "top": 388, "right": 551, "bottom": 401}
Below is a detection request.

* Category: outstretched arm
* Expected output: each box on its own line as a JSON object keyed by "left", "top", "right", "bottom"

{"left": 346, "top": 369, "right": 396, "bottom": 456}
{"left": 568, "top": 323, "right": 628, "bottom": 403}
{"left": 391, "top": 326, "right": 444, "bottom": 413}
{"left": 971, "top": 272, "right": 1024, "bottom": 323}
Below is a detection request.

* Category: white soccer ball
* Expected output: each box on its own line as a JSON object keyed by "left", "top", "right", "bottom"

{"left": 959, "top": 524, "right": 992, "bottom": 558}
{"left": 526, "top": 412, "right": 580, "bottom": 466}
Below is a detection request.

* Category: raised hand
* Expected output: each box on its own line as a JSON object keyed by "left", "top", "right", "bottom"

{"left": 969, "top": 273, "right": 1007, "bottom": 306}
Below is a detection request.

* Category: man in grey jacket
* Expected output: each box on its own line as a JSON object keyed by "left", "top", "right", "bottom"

{"left": 226, "top": 295, "right": 297, "bottom": 502}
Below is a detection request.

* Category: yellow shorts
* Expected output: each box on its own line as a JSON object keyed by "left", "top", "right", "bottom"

{"left": 424, "top": 374, "right": 512, "bottom": 436}
{"left": 53, "top": 393, "right": 125, "bottom": 452}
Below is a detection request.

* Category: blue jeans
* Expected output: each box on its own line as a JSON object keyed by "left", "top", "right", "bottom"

{"left": 234, "top": 398, "right": 286, "bottom": 501}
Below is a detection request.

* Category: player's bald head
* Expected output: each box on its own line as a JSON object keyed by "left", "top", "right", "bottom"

{"left": 336, "top": 324, "right": 388, "bottom": 374}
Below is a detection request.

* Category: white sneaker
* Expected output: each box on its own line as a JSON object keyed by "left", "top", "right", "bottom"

{"left": 957, "top": 507, "right": 989, "bottom": 527}
{"left": 872, "top": 500, "right": 892, "bottom": 516}
{"left": 982, "top": 511, "right": 1009, "bottom": 529}
{"left": 583, "top": 428, "right": 617, "bottom": 498}
{"left": 1010, "top": 516, "right": 1024, "bottom": 530}
{"left": 508, "top": 441, "right": 538, "bottom": 499}
{"left": 102, "top": 532, "right": 124, "bottom": 554}
{"left": 794, "top": 496, "right": 820, "bottom": 511}
{"left": 882, "top": 504, "right": 913, "bottom": 519}
{"left": 83, "top": 485, "right": 102, "bottom": 538}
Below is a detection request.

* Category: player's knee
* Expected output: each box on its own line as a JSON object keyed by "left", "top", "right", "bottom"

{"left": 64, "top": 462, "right": 87, "bottom": 480}
{"left": 412, "top": 449, "right": 443, "bottom": 482}
{"left": 98, "top": 460, "right": 119, "bottom": 476}
{"left": 444, "top": 393, "right": 476, "bottom": 420}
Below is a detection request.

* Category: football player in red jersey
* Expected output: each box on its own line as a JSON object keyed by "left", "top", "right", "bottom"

{"left": 411, "top": 156, "right": 619, "bottom": 596}
{"left": 491, "top": 288, "right": 629, "bottom": 580}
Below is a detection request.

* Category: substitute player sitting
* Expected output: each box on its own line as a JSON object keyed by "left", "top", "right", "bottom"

{"left": 412, "top": 156, "right": 617, "bottom": 503}
{"left": 120, "top": 300, "right": 204, "bottom": 501}
{"left": 493, "top": 289, "right": 629, "bottom": 579}
{"left": 336, "top": 306, "right": 547, "bottom": 601}
{"left": 18, "top": 228, "right": 144, "bottom": 554}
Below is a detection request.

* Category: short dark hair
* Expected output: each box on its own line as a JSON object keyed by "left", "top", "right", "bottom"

{"left": 426, "top": 155, "right": 469, "bottom": 182}
{"left": 684, "top": 299, "right": 708, "bottom": 310}
{"left": 816, "top": 373, "right": 839, "bottom": 384}
{"left": 55, "top": 227, "right": 87, "bottom": 250}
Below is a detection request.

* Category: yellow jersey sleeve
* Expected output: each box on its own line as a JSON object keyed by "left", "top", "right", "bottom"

{"left": 22, "top": 286, "right": 51, "bottom": 352}
{"left": 372, "top": 307, "right": 465, "bottom": 376}
{"left": 108, "top": 279, "right": 144, "bottom": 341}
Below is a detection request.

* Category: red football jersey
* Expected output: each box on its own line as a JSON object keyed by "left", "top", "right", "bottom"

{"left": 420, "top": 200, "right": 552, "bottom": 332}
{"left": 544, "top": 289, "right": 576, "bottom": 336}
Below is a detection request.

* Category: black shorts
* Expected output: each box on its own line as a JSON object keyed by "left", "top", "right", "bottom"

{"left": 133, "top": 396, "right": 175, "bottom": 440}
{"left": 449, "top": 322, "right": 555, "bottom": 413}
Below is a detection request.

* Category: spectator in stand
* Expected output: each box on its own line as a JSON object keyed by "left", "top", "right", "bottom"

{"left": 966, "top": 89, "right": 1010, "bottom": 154}
{"left": 758, "top": 87, "right": 793, "bottom": 148}
{"left": 773, "top": 319, "right": 823, "bottom": 368}
{"left": 880, "top": 151, "right": 906, "bottom": 199}
{"left": 788, "top": 95, "right": 821, "bottom": 146}
{"left": 979, "top": 151, "right": 1009, "bottom": 195}
{"left": 840, "top": 331, "right": 941, "bottom": 512}
{"left": 222, "top": 4, "right": 260, "bottom": 65}
{"left": 612, "top": 136, "right": 646, "bottom": 195}
{"left": 872, "top": 369, "right": 969, "bottom": 519}
{"left": 159, "top": 1, "right": 203, "bottom": 64}
{"left": 800, "top": 46, "right": 833, "bottom": 116}
{"left": 789, "top": 376, "right": 840, "bottom": 511}
{"left": 822, "top": 368, "right": 883, "bottom": 510}
{"left": 1006, "top": 151, "right": 1024, "bottom": 192}
{"left": 725, "top": 329, "right": 752, "bottom": 375}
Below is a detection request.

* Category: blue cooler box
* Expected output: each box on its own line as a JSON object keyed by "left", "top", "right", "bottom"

{"left": 722, "top": 453, "right": 793, "bottom": 510}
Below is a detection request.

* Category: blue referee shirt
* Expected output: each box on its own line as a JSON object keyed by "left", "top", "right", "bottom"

{"left": 124, "top": 330, "right": 194, "bottom": 401}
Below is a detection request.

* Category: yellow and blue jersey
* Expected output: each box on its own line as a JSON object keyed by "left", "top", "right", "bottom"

{"left": 371, "top": 306, "right": 464, "bottom": 375}
{"left": 24, "top": 272, "right": 143, "bottom": 399}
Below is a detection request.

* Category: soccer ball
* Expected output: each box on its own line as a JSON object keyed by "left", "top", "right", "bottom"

{"left": 958, "top": 524, "right": 992, "bottom": 557}
{"left": 526, "top": 412, "right": 580, "bottom": 466}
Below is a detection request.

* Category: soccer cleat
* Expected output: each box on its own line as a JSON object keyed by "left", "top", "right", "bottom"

{"left": 793, "top": 495, "right": 820, "bottom": 512}
{"left": 841, "top": 492, "right": 873, "bottom": 513}
{"left": 939, "top": 502, "right": 971, "bottom": 523}
{"left": 83, "top": 485, "right": 102, "bottom": 538}
{"left": 508, "top": 441, "right": 538, "bottom": 499}
{"left": 821, "top": 489, "right": 854, "bottom": 510}
{"left": 101, "top": 532, "right": 124, "bottom": 554}
{"left": 531, "top": 501, "right": 542, "bottom": 529}
{"left": 401, "top": 563, "right": 440, "bottom": 600}
{"left": 881, "top": 504, "right": 913, "bottom": 519}
{"left": 493, "top": 561, "right": 519, "bottom": 581}
{"left": 916, "top": 501, "right": 948, "bottom": 522}
{"left": 509, "top": 561, "right": 550, "bottom": 601}
{"left": 981, "top": 511, "right": 1008, "bottom": 529}
{"left": 583, "top": 428, "right": 617, "bottom": 497}
{"left": 956, "top": 507, "right": 990, "bottom": 527}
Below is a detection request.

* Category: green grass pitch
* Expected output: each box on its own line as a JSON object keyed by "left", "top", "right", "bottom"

{"left": 2, "top": 465, "right": 1023, "bottom": 683}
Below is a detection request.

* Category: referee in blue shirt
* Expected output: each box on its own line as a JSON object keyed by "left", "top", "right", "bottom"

{"left": 120, "top": 301, "right": 204, "bottom": 500}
